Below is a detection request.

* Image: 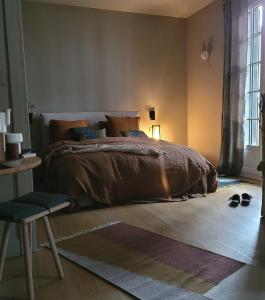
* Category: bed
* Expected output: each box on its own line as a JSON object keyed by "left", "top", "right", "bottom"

{"left": 39, "top": 111, "right": 217, "bottom": 209}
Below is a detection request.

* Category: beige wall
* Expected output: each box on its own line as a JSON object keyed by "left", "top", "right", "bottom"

{"left": 187, "top": 0, "right": 223, "bottom": 166}
{"left": 23, "top": 0, "right": 224, "bottom": 162}
{"left": 22, "top": 1, "right": 187, "bottom": 144}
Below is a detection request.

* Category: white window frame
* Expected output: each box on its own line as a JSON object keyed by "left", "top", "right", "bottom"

{"left": 244, "top": 1, "right": 263, "bottom": 150}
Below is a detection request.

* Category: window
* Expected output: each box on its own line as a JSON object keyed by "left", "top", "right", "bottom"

{"left": 244, "top": 4, "right": 263, "bottom": 146}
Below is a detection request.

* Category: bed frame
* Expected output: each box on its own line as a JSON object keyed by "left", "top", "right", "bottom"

{"left": 40, "top": 111, "right": 139, "bottom": 148}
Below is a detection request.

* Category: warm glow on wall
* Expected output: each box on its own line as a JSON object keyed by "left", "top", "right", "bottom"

{"left": 152, "top": 125, "right": 161, "bottom": 140}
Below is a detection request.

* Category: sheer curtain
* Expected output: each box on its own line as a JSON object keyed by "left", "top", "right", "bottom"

{"left": 218, "top": 0, "right": 249, "bottom": 175}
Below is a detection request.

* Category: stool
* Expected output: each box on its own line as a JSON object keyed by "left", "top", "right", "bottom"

{"left": 0, "top": 192, "right": 70, "bottom": 300}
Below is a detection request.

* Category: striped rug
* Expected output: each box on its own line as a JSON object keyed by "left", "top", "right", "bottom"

{"left": 57, "top": 222, "right": 245, "bottom": 300}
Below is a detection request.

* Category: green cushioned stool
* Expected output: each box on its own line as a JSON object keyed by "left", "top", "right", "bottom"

{"left": 0, "top": 192, "right": 70, "bottom": 300}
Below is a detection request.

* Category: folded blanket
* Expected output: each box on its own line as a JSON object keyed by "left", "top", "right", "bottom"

{"left": 46, "top": 142, "right": 165, "bottom": 165}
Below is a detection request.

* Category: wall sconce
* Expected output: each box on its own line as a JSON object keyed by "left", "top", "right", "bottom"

{"left": 149, "top": 107, "right": 155, "bottom": 120}
{"left": 200, "top": 38, "right": 213, "bottom": 61}
{"left": 152, "top": 125, "right": 160, "bottom": 140}
{"left": 201, "top": 50, "right": 210, "bottom": 61}
{"left": 28, "top": 104, "right": 36, "bottom": 125}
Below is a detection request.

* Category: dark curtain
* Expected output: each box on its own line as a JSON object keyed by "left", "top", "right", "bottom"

{"left": 218, "top": 0, "right": 248, "bottom": 175}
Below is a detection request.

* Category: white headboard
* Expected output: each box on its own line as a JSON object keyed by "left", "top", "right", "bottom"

{"left": 40, "top": 111, "right": 139, "bottom": 148}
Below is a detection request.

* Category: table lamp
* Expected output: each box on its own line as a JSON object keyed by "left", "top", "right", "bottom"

{"left": 152, "top": 125, "right": 161, "bottom": 140}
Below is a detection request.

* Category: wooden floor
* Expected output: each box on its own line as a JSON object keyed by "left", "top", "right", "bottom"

{"left": 0, "top": 182, "right": 265, "bottom": 299}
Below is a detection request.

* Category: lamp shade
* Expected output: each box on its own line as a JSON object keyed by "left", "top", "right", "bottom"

{"left": 152, "top": 125, "right": 160, "bottom": 140}
{"left": 5, "top": 133, "right": 23, "bottom": 144}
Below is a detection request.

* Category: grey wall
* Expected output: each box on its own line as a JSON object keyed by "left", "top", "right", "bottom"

{"left": 22, "top": 1, "right": 187, "bottom": 144}
{"left": 0, "top": 0, "right": 18, "bottom": 258}
{"left": 0, "top": 0, "right": 16, "bottom": 203}
{"left": 0, "top": 0, "right": 33, "bottom": 257}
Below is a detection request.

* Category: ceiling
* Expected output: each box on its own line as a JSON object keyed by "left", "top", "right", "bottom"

{"left": 28, "top": 0, "right": 215, "bottom": 18}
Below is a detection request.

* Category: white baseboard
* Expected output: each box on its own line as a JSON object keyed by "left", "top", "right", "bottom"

{"left": 240, "top": 166, "right": 262, "bottom": 180}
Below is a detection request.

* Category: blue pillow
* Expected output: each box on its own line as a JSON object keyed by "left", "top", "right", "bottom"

{"left": 121, "top": 130, "right": 147, "bottom": 138}
{"left": 70, "top": 127, "right": 97, "bottom": 140}
{"left": 70, "top": 127, "right": 107, "bottom": 141}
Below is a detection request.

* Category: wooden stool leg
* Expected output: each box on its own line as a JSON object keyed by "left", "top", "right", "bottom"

{"left": 28, "top": 222, "right": 33, "bottom": 256}
{"left": 18, "top": 224, "right": 23, "bottom": 256}
{"left": 21, "top": 223, "right": 34, "bottom": 300}
{"left": 0, "top": 222, "right": 11, "bottom": 281}
{"left": 42, "top": 216, "right": 64, "bottom": 279}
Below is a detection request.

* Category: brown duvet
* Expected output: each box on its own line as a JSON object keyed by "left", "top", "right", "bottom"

{"left": 45, "top": 137, "right": 217, "bottom": 206}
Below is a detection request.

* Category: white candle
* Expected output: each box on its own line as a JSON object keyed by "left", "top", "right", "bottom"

{"left": 5, "top": 108, "right": 12, "bottom": 127}
{"left": 0, "top": 113, "right": 6, "bottom": 133}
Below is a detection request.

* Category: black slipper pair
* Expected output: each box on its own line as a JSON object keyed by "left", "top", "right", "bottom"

{"left": 228, "top": 193, "right": 253, "bottom": 207}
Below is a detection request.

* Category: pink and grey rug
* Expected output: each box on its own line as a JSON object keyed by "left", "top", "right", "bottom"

{"left": 57, "top": 222, "right": 245, "bottom": 300}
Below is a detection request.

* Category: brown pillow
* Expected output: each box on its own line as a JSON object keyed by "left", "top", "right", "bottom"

{"left": 105, "top": 115, "right": 140, "bottom": 137}
{"left": 49, "top": 119, "right": 90, "bottom": 142}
